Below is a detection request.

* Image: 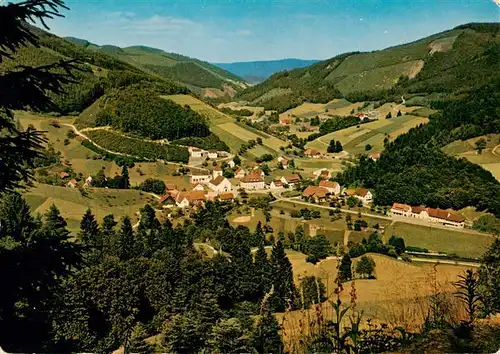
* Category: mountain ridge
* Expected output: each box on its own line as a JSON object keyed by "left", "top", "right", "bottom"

{"left": 64, "top": 36, "right": 248, "bottom": 97}
{"left": 214, "top": 58, "right": 320, "bottom": 84}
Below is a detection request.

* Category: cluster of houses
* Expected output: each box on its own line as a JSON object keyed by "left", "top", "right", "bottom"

{"left": 390, "top": 203, "right": 465, "bottom": 229}
{"left": 60, "top": 172, "right": 92, "bottom": 189}
{"left": 301, "top": 182, "right": 373, "bottom": 205}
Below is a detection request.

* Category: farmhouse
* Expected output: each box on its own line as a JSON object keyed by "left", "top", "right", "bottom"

{"left": 302, "top": 186, "right": 330, "bottom": 202}
{"left": 240, "top": 171, "right": 265, "bottom": 190}
{"left": 83, "top": 176, "right": 93, "bottom": 188}
{"left": 176, "top": 191, "right": 206, "bottom": 208}
{"left": 208, "top": 176, "right": 232, "bottom": 193}
{"left": 252, "top": 168, "right": 265, "bottom": 177}
{"left": 212, "top": 165, "right": 223, "bottom": 179}
{"left": 280, "top": 174, "right": 301, "bottom": 188}
{"left": 304, "top": 149, "right": 323, "bottom": 158}
{"left": 59, "top": 171, "right": 69, "bottom": 179}
{"left": 279, "top": 117, "right": 292, "bottom": 125}
{"left": 67, "top": 179, "right": 78, "bottom": 188}
{"left": 190, "top": 170, "right": 212, "bottom": 185}
{"left": 208, "top": 150, "right": 218, "bottom": 159}
{"left": 269, "top": 180, "right": 284, "bottom": 190}
{"left": 368, "top": 153, "right": 381, "bottom": 161}
{"left": 159, "top": 190, "right": 180, "bottom": 208}
{"left": 189, "top": 147, "right": 206, "bottom": 158}
{"left": 353, "top": 188, "right": 373, "bottom": 204}
{"left": 390, "top": 203, "right": 465, "bottom": 228}
{"left": 235, "top": 167, "right": 246, "bottom": 179}
{"left": 319, "top": 180, "right": 341, "bottom": 195}
{"left": 311, "top": 168, "right": 331, "bottom": 180}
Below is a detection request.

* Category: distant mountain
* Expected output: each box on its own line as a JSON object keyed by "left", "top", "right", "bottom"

{"left": 237, "top": 23, "right": 500, "bottom": 112}
{"left": 64, "top": 37, "right": 248, "bottom": 97}
{"left": 214, "top": 59, "right": 319, "bottom": 84}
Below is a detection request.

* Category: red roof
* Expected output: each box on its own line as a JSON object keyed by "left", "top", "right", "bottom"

{"left": 319, "top": 180, "right": 339, "bottom": 189}
{"left": 177, "top": 191, "right": 206, "bottom": 203}
{"left": 302, "top": 186, "right": 330, "bottom": 198}
{"left": 165, "top": 184, "right": 177, "bottom": 191}
{"left": 355, "top": 188, "right": 370, "bottom": 197}
{"left": 279, "top": 117, "right": 292, "bottom": 124}
{"left": 272, "top": 180, "right": 283, "bottom": 187}
{"left": 219, "top": 192, "right": 234, "bottom": 200}
{"left": 241, "top": 174, "right": 263, "bottom": 183}
{"left": 426, "top": 208, "right": 465, "bottom": 223}
{"left": 391, "top": 203, "right": 411, "bottom": 212}
{"left": 59, "top": 172, "right": 69, "bottom": 178}
{"left": 304, "top": 149, "right": 321, "bottom": 156}
{"left": 159, "top": 190, "right": 179, "bottom": 204}
{"left": 214, "top": 165, "right": 222, "bottom": 171}
{"left": 284, "top": 174, "right": 301, "bottom": 183}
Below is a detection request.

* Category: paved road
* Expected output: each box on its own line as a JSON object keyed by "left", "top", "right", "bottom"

{"left": 271, "top": 194, "right": 494, "bottom": 237}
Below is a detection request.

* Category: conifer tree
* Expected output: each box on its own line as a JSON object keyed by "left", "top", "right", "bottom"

{"left": 270, "top": 240, "right": 297, "bottom": 311}
{"left": 79, "top": 208, "right": 101, "bottom": 246}
{"left": 335, "top": 140, "right": 343, "bottom": 153}
{"left": 120, "top": 165, "right": 130, "bottom": 189}
{"left": 0, "top": 0, "right": 76, "bottom": 193}
{"left": 127, "top": 323, "right": 154, "bottom": 354}
{"left": 114, "top": 216, "right": 137, "bottom": 260}
{"left": 254, "top": 241, "right": 271, "bottom": 297}
{"left": 252, "top": 310, "right": 284, "bottom": 354}
{"left": 138, "top": 204, "right": 159, "bottom": 231}
{"left": 339, "top": 254, "right": 353, "bottom": 282}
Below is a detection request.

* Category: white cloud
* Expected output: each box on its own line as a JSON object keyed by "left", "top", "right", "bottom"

{"left": 102, "top": 12, "right": 198, "bottom": 35}
{"left": 493, "top": 0, "right": 500, "bottom": 6}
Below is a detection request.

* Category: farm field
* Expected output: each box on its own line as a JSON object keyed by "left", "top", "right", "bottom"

{"left": 385, "top": 222, "right": 493, "bottom": 259}
{"left": 16, "top": 111, "right": 97, "bottom": 160}
{"left": 306, "top": 114, "right": 429, "bottom": 154}
{"left": 280, "top": 252, "right": 470, "bottom": 343}
{"left": 442, "top": 134, "right": 500, "bottom": 181}
{"left": 164, "top": 94, "right": 286, "bottom": 157}
{"left": 22, "top": 184, "right": 155, "bottom": 234}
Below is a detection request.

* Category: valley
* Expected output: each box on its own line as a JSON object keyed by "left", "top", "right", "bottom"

{"left": 1, "top": 4, "right": 500, "bottom": 352}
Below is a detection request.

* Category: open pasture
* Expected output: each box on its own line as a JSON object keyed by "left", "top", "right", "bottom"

{"left": 306, "top": 114, "right": 429, "bottom": 154}
{"left": 23, "top": 184, "right": 154, "bottom": 234}
{"left": 163, "top": 94, "right": 232, "bottom": 125}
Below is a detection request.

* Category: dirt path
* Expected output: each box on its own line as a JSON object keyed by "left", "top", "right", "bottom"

{"left": 343, "top": 230, "right": 350, "bottom": 246}
{"left": 492, "top": 144, "right": 500, "bottom": 158}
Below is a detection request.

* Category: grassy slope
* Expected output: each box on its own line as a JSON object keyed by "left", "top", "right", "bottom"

{"left": 66, "top": 38, "right": 246, "bottom": 91}
{"left": 237, "top": 24, "right": 500, "bottom": 110}
{"left": 163, "top": 94, "right": 287, "bottom": 157}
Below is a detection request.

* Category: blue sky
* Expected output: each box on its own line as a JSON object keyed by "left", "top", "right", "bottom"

{"left": 48, "top": 0, "right": 499, "bottom": 62}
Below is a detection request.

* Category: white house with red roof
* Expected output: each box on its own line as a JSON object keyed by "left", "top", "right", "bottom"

{"left": 390, "top": 203, "right": 465, "bottom": 228}
{"left": 235, "top": 167, "right": 246, "bottom": 179}
{"left": 240, "top": 170, "right": 265, "bottom": 190}
{"left": 280, "top": 174, "right": 301, "bottom": 188}
{"left": 319, "top": 180, "right": 341, "bottom": 195}
{"left": 190, "top": 170, "right": 212, "bottom": 185}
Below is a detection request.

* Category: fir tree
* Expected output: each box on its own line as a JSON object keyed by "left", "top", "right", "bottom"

{"left": 120, "top": 165, "right": 130, "bottom": 189}
{"left": 339, "top": 254, "right": 353, "bottom": 282}
{"left": 252, "top": 310, "right": 284, "bottom": 354}
{"left": 270, "top": 240, "right": 297, "bottom": 311}
{"left": 327, "top": 139, "right": 336, "bottom": 153}
{"left": 127, "top": 323, "right": 154, "bottom": 354}
{"left": 138, "top": 204, "right": 159, "bottom": 231}
{"left": 254, "top": 241, "right": 271, "bottom": 298}
{"left": 335, "top": 140, "right": 343, "bottom": 152}
{"left": 114, "top": 216, "right": 137, "bottom": 260}
{"left": 79, "top": 208, "right": 100, "bottom": 246}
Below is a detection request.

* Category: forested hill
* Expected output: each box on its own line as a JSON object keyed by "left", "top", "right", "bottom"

{"left": 214, "top": 58, "right": 320, "bottom": 84}
{"left": 237, "top": 23, "right": 500, "bottom": 112}
{"left": 1, "top": 25, "right": 225, "bottom": 148}
{"left": 65, "top": 37, "right": 248, "bottom": 97}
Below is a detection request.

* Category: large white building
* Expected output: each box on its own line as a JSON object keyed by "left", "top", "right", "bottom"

{"left": 190, "top": 170, "right": 212, "bottom": 185}
{"left": 240, "top": 171, "right": 265, "bottom": 190}
{"left": 390, "top": 203, "right": 465, "bottom": 228}
{"left": 208, "top": 176, "right": 233, "bottom": 193}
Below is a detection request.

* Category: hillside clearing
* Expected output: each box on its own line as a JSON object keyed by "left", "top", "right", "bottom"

{"left": 23, "top": 184, "right": 154, "bottom": 234}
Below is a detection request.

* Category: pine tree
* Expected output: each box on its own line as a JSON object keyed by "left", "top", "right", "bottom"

{"left": 120, "top": 165, "right": 130, "bottom": 189}
{"left": 270, "top": 240, "right": 297, "bottom": 311}
{"left": 327, "top": 139, "right": 336, "bottom": 153}
{"left": 114, "top": 216, "right": 137, "bottom": 260}
{"left": 127, "top": 323, "right": 154, "bottom": 354}
{"left": 138, "top": 204, "right": 159, "bottom": 231}
{"left": 79, "top": 208, "right": 101, "bottom": 246}
{"left": 252, "top": 310, "right": 284, "bottom": 354}
{"left": 339, "top": 254, "right": 352, "bottom": 282}
{"left": 254, "top": 241, "right": 271, "bottom": 298}
{"left": 0, "top": 0, "right": 76, "bottom": 194}
{"left": 478, "top": 239, "right": 500, "bottom": 315}
{"left": 335, "top": 140, "right": 343, "bottom": 153}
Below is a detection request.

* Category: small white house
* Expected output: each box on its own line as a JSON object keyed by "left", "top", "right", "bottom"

{"left": 269, "top": 180, "right": 284, "bottom": 190}
{"left": 209, "top": 176, "right": 233, "bottom": 193}
{"left": 190, "top": 170, "right": 212, "bottom": 185}
{"left": 353, "top": 188, "right": 373, "bottom": 204}
{"left": 208, "top": 150, "right": 218, "bottom": 159}
{"left": 67, "top": 179, "right": 78, "bottom": 188}
{"left": 189, "top": 147, "right": 206, "bottom": 158}
{"left": 227, "top": 160, "right": 236, "bottom": 168}
{"left": 235, "top": 167, "right": 246, "bottom": 179}
{"left": 84, "top": 176, "right": 93, "bottom": 188}
{"left": 280, "top": 174, "right": 301, "bottom": 188}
